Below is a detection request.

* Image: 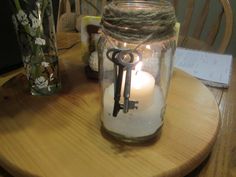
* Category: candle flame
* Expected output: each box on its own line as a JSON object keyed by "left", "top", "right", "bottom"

{"left": 124, "top": 42, "right": 127, "bottom": 47}
{"left": 146, "top": 45, "right": 151, "bottom": 49}
{"left": 135, "top": 62, "right": 143, "bottom": 75}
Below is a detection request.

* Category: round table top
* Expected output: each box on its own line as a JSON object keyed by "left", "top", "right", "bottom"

{"left": 0, "top": 46, "right": 220, "bottom": 177}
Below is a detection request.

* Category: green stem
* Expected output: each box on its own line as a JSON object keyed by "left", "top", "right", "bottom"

{"left": 14, "top": 0, "right": 21, "bottom": 10}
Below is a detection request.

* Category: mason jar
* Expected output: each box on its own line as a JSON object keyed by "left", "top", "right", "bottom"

{"left": 98, "top": 0, "right": 176, "bottom": 143}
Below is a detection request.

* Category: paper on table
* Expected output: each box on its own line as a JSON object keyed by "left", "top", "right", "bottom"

{"left": 174, "top": 48, "right": 233, "bottom": 88}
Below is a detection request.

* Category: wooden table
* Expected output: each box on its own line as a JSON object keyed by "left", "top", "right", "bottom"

{"left": 0, "top": 33, "right": 234, "bottom": 177}
{"left": 187, "top": 60, "right": 236, "bottom": 177}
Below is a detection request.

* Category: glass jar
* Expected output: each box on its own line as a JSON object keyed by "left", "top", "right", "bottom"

{"left": 98, "top": 1, "right": 176, "bottom": 143}
{"left": 10, "top": 0, "right": 61, "bottom": 95}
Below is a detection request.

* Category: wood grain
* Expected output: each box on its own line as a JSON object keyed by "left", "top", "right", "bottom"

{"left": 203, "top": 60, "right": 236, "bottom": 177}
{"left": 0, "top": 68, "right": 23, "bottom": 87}
{"left": 180, "top": 0, "right": 195, "bottom": 37}
{"left": 57, "top": 32, "right": 80, "bottom": 53}
{"left": 206, "top": 7, "right": 224, "bottom": 48}
{"left": 185, "top": 61, "right": 236, "bottom": 177}
{"left": 193, "top": 0, "right": 210, "bottom": 39}
{"left": 0, "top": 39, "right": 220, "bottom": 177}
{"left": 178, "top": 36, "right": 213, "bottom": 52}
{"left": 57, "top": 0, "right": 76, "bottom": 32}
{"left": 207, "top": 87, "right": 223, "bottom": 105}
{"left": 218, "top": 0, "right": 233, "bottom": 53}
{"left": 173, "top": 0, "right": 179, "bottom": 14}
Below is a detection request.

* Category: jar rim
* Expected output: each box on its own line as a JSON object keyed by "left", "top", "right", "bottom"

{"left": 102, "top": 0, "right": 176, "bottom": 43}
{"left": 111, "top": 0, "right": 172, "bottom": 10}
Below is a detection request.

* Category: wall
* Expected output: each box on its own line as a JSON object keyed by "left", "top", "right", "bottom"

{"left": 0, "top": 1, "right": 22, "bottom": 74}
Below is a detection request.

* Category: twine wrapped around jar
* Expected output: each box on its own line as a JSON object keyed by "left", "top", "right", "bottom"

{"left": 101, "top": 0, "right": 176, "bottom": 43}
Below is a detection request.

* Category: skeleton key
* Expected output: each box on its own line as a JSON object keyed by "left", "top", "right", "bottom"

{"left": 123, "top": 66, "right": 132, "bottom": 113}
{"left": 106, "top": 48, "right": 141, "bottom": 116}
{"left": 113, "top": 64, "right": 124, "bottom": 117}
{"left": 117, "top": 50, "right": 140, "bottom": 113}
{"left": 106, "top": 48, "right": 124, "bottom": 117}
{"left": 123, "top": 65, "right": 139, "bottom": 113}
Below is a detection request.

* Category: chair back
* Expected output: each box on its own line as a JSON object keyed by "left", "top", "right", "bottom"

{"left": 57, "top": 0, "right": 107, "bottom": 32}
{"left": 57, "top": 0, "right": 76, "bottom": 32}
{"left": 171, "top": 0, "right": 233, "bottom": 53}
{"left": 78, "top": 0, "right": 107, "bottom": 16}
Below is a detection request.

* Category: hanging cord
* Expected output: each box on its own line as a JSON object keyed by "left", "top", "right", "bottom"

{"left": 100, "top": 30, "right": 155, "bottom": 52}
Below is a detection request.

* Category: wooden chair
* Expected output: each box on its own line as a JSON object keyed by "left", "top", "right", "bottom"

{"left": 171, "top": 0, "right": 233, "bottom": 53}
{"left": 57, "top": 0, "right": 233, "bottom": 53}
{"left": 57, "top": 0, "right": 76, "bottom": 32}
{"left": 57, "top": 0, "right": 107, "bottom": 32}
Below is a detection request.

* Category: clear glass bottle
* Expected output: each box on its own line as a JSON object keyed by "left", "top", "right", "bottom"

{"left": 98, "top": 1, "right": 176, "bottom": 143}
{"left": 10, "top": 0, "right": 61, "bottom": 95}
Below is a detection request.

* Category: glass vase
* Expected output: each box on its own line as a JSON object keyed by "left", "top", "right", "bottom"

{"left": 10, "top": 0, "right": 61, "bottom": 95}
{"left": 98, "top": 1, "right": 176, "bottom": 143}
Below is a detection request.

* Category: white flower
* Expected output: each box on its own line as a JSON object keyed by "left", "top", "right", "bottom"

{"left": 41, "top": 61, "right": 50, "bottom": 67}
{"left": 29, "top": 13, "right": 41, "bottom": 29}
{"left": 16, "top": 10, "right": 29, "bottom": 26}
{"left": 23, "top": 56, "right": 31, "bottom": 63}
{"left": 29, "top": 29, "right": 36, "bottom": 36}
{"left": 50, "top": 73, "right": 54, "bottom": 81}
{"left": 24, "top": 63, "right": 31, "bottom": 80}
{"left": 35, "top": 37, "right": 46, "bottom": 45}
{"left": 35, "top": 76, "right": 48, "bottom": 89}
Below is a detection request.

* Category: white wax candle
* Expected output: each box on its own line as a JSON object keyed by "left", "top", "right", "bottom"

{"left": 102, "top": 65, "right": 165, "bottom": 138}
{"left": 103, "top": 86, "right": 165, "bottom": 137}
{"left": 121, "top": 70, "right": 155, "bottom": 109}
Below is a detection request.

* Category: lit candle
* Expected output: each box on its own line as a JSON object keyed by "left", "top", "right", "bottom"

{"left": 102, "top": 61, "right": 164, "bottom": 138}
{"left": 121, "top": 62, "right": 155, "bottom": 109}
{"left": 103, "top": 85, "right": 164, "bottom": 137}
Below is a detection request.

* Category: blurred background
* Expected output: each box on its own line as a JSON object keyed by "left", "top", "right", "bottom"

{"left": 1, "top": 0, "right": 235, "bottom": 74}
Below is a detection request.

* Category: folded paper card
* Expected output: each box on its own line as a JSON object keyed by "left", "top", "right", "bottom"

{"left": 175, "top": 48, "right": 233, "bottom": 88}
